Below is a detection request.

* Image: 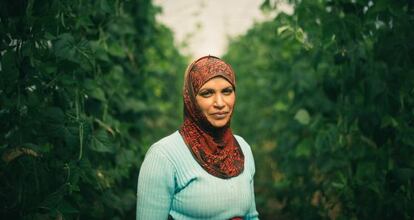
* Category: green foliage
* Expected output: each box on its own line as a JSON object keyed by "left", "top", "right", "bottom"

{"left": 2, "top": 0, "right": 413, "bottom": 219}
{"left": 0, "top": 0, "right": 185, "bottom": 219}
{"left": 225, "top": 0, "right": 414, "bottom": 219}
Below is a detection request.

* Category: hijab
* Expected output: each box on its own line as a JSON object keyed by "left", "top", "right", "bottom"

{"left": 179, "top": 55, "right": 244, "bottom": 179}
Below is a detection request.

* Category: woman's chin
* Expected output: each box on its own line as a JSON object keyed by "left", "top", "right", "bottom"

{"left": 209, "top": 119, "right": 229, "bottom": 128}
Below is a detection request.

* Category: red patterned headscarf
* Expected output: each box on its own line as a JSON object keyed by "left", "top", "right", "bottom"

{"left": 179, "top": 55, "right": 244, "bottom": 179}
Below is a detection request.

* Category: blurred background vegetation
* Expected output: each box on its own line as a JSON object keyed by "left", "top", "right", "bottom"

{"left": 0, "top": 0, "right": 413, "bottom": 219}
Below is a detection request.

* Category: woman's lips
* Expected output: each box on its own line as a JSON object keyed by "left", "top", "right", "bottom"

{"left": 211, "top": 112, "right": 228, "bottom": 119}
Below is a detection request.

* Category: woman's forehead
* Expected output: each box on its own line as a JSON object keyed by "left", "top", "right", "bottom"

{"left": 199, "top": 76, "right": 233, "bottom": 89}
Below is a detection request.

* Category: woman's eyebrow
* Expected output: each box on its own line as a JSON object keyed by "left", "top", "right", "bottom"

{"left": 198, "top": 88, "right": 214, "bottom": 93}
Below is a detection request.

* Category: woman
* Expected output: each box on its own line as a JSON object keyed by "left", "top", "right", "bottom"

{"left": 136, "top": 56, "right": 259, "bottom": 220}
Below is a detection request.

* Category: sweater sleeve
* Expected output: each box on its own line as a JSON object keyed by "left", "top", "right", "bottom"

{"left": 237, "top": 135, "right": 260, "bottom": 220}
{"left": 246, "top": 179, "right": 259, "bottom": 219}
{"left": 136, "top": 145, "right": 176, "bottom": 220}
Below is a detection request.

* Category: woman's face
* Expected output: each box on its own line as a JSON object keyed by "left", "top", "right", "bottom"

{"left": 196, "top": 76, "right": 235, "bottom": 128}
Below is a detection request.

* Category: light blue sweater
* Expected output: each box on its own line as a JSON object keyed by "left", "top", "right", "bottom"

{"left": 136, "top": 131, "right": 259, "bottom": 220}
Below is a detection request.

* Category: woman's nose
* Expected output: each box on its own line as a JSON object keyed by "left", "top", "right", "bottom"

{"left": 213, "top": 94, "right": 225, "bottom": 108}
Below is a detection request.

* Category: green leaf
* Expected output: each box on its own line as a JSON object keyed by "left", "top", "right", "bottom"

{"left": 332, "top": 182, "right": 345, "bottom": 189}
{"left": 116, "top": 149, "right": 135, "bottom": 167}
{"left": 295, "top": 139, "right": 311, "bottom": 157}
{"left": 64, "top": 126, "right": 79, "bottom": 148}
{"left": 121, "top": 99, "right": 148, "bottom": 112}
{"left": 83, "top": 79, "right": 106, "bottom": 101}
{"left": 90, "top": 130, "right": 115, "bottom": 153}
{"left": 356, "top": 162, "right": 376, "bottom": 181}
{"left": 57, "top": 200, "right": 79, "bottom": 214}
{"left": 107, "top": 43, "right": 126, "bottom": 58}
{"left": 38, "top": 183, "right": 69, "bottom": 209}
{"left": 1, "top": 50, "right": 19, "bottom": 83}
{"left": 99, "top": 0, "right": 112, "bottom": 13}
{"left": 43, "top": 107, "right": 65, "bottom": 123}
{"left": 54, "top": 33, "right": 77, "bottom": 61}
{"left": 277, "top": 25, "right": 293, "bottom": 35}
{"left": 273, "top": 101, "right": 288, "bottom": 111}
{"left": 294, "top": 109, "right": 310, "bottom": 125}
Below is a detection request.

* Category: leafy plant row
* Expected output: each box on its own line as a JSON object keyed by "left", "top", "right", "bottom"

{"left": 0, "top": 0, "right": 185, "bottom": 219}
{"left": 225, "top": 0, "right": 414, "bottom": 219}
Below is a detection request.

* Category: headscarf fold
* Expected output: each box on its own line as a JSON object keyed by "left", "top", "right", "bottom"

{"left": 179, "top": 55, "right": 244, "bottom": 179}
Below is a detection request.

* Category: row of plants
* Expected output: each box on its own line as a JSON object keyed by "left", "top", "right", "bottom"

{"left": 0, "top": 0, "right": 185, "bottom": 219}
{"left": 225, "top": 0, "right": 413, "bottom": 219}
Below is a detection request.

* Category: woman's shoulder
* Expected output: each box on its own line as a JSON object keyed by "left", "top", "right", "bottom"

{"left": 234, "top": 134, "right": 248, "bottom": 145}
{"left": 234, "top": 134, "right": 256, "bottom": 172}
{"left": 145, "top": 130, "right": 183, "bottom": 158}
{"left": 234, "top": 134, "right": 252, "bottom": 152}
{"left": 152, "top": 130, "right": 181, "bottom": 146}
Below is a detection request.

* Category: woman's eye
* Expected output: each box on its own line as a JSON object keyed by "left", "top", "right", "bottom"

{"left": 222, "top": 88, "right": 233, "bottom": 95}
{"left": 199, "top": 90, "right": 213, "bottom": 97}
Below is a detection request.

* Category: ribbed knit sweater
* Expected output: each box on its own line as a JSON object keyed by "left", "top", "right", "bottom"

{"left": 136, "top": 131, "right": 259, "bottom": 220}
